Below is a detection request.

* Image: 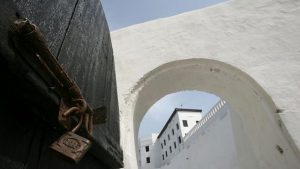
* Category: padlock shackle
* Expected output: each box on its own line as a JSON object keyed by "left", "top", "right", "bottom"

{"left": 72, "top": 114, "right": 83, "bottom": 133}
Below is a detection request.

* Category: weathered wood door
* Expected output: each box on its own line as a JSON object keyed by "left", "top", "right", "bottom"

{"left": 0, "top": 0, "right": 122, "bottom": 168}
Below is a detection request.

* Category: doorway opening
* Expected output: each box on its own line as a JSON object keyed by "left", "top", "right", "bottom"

{"left": 138, "top": 91, "right": 220, "bottom": 168}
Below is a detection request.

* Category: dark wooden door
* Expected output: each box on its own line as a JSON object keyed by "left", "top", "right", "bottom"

{"left": 0, "top": 0, "right": 122, "bottom": 168}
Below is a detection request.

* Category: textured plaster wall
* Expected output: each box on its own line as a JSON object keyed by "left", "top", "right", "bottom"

{"left": 110, "top": 0, "right": 300, "bottom": 168}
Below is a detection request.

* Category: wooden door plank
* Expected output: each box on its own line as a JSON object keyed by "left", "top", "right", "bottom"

{"left": 57, "top": 0, "right": 123, "bottom": 166}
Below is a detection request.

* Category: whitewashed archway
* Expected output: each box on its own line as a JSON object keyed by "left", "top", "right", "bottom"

{"left": 120, "top": 59, "right": 300, "bottom": 169}
{"left": 110, "top": 0, "right": 300, "bottom": 168}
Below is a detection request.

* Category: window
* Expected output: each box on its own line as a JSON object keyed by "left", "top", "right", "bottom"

{"left": 146, "top": 157, "right": 150, "bottom": 163}
{"left": 169, "top": 146, "right": 172, "bottom": 153}
{"left": 174, "top": 142, "right": 177, "bottom": 149}
{"left": 196, "top": 120, "right": 199, "bottom": 123}
{"left": 168, "top": 134, "right": 170, "bottom": 140}
{"left": 183, "top": 120, "right": 188, "bottom": 127}
{"left": 161, "top": 143, "right": 163, "bottom": 149}
{"left": 176, "top": 123, "right": 179, "bottom": 130}
{"left": 164, "top": 139, "right": 166, "bottom": 145}
{"left": 165, "top": 151, "right": 168, "bottom": 157}
{"left": 172, "top": 129, "right": 174, "bottom": 135}
{"left": 145, "top": 146, "right": 149, "bottom": 152}
{"left": 178, "top": 136, "right": 182, "bottom": 144}
{"left": 162, "top": 154, "right": 164, "bottom": 160}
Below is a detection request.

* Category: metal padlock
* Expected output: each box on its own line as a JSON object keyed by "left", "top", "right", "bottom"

{"left": 51, "top": 113, "right": 91, "bottom": 163}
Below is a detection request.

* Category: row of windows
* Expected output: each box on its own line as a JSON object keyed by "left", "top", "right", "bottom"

{"left": 161, "top": 136, "right": 181, "bottom": 149}
{"left": 161, "top": 119, "right": 198, "bottom": 150}
{"left": 162, "top": 137, "right": 181, "bottom": 160}
{"left": 161, "top": 122, "right": 181, "bottom": 149}
{"left": 147, "top": 137, "right": 181, "bottom": 163}
{"left": 144, "top": 120, "right": 200, "bottom": 162}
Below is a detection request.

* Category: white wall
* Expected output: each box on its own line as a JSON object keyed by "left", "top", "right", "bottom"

{"left": 111, "top": 0, "right": 300, "bottom": 168}
{"left": 161, "top": 105, "right": 239, "bottom": 169}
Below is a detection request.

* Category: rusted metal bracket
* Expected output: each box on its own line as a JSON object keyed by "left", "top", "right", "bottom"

{"left": 9, "top": 18, "right": 107, "bottom": 134}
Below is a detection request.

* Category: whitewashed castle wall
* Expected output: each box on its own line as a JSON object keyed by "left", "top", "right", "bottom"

{"left": 111, "top": 0, "right": 300, "bottom": 168}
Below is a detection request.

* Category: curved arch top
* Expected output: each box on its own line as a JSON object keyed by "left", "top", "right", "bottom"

{"left": 119, "top": 58, "right": 300, "bottom": 169}
{"left": 131, "top": 58, "right": 276, "bottom": 127}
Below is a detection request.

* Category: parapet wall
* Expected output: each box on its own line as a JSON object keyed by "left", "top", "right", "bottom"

{"left": 184, "top": 100, "right": 226, "bottom": 142}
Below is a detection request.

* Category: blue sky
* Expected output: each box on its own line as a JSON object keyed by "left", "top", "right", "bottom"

{"left": 138, "top": 91, "right": 220, "bottom": 138}
{"left": 100, "top": 0, "right": 226, "bottom": 31}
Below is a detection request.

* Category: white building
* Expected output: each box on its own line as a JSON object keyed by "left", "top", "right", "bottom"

{"left": 139, "top": 108, "right": 202, "bottom": 169}
{"left": 156, "top": 108, "right": 202, "bottom": 165}
{"left": 162, "top": 100, "right": 240, "bottom": 169}
{"left": 139, "top": 100, "right": 241, "bottom": 169}
{"left": 138, "top": 133, "right": 158, "bottom": 169}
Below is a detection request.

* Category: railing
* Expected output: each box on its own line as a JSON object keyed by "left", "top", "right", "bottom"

{"left": 183, "top": 99, "right": 226, "bottom": 142}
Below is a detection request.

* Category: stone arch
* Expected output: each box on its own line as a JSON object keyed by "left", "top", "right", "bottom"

{"left": 122, "top": 58, "right": 300, "bottom": 169}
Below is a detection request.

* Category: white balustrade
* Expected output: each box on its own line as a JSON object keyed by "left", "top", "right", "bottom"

{"left": 183, "top": 99, "right": 226, "bottom": 142}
